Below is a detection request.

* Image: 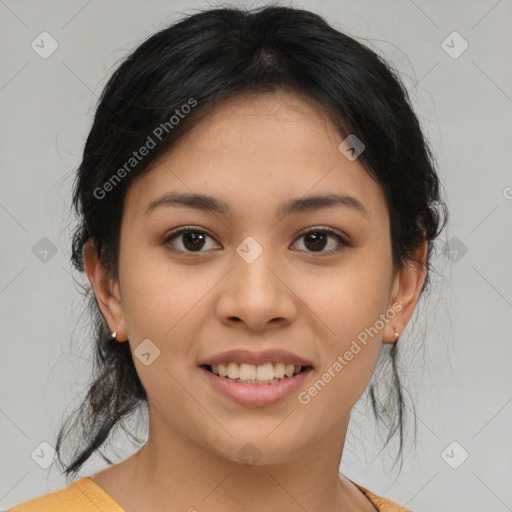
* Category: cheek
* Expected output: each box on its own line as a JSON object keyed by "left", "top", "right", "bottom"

{"left": 309, "top": 252, "right": 392, "bottom": 338}
{"left": 301, "top": 252, "right": 391, "bottom": 395}
{"left": 120, "top": 262, "right": 211, "bottom": 416}
{"left": 295, "top": 271, "right": 388, "bottom": 427}
{"left": 119, "top": 245, "right": 211, "bottom": 338}
{"left": 119, "top": 255, "right": 221, "bottom": 402}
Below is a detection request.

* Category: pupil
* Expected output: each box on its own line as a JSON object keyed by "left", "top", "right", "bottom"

{"left": 183, "top": 232, "right": 205, "bottom": 251}
{"left": 305, "top": 232, "right": 326, "bottom": 251}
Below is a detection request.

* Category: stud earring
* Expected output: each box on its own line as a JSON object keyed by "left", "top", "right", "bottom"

{"left": 109, "top": 331, "right": 117, "bottom": 341}
{"left": 394, "top": 330, "right": 400, "bottom": 340}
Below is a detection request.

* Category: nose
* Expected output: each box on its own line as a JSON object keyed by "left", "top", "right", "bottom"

{"left": 215, "top": 250, "right": 298, "bottom": 332}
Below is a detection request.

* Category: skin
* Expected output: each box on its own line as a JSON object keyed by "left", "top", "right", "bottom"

{"left": 84, "top": 89, "right": 427, "bottom": 512}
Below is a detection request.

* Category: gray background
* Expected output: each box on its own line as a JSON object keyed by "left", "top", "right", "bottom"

{"left": 1, "top": 0, "right": 511, "bottom": 510}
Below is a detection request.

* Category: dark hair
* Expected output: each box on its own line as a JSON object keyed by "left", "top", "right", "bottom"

{"left": 55, "top": 4, "right": 448, "bottom": 479}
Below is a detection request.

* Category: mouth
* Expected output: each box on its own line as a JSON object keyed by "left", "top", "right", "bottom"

{"left": 200, "top": 363, "right": 313, "bottom": 385}
{"left": 199, "top": 362, "right": 314, "bottom": 406}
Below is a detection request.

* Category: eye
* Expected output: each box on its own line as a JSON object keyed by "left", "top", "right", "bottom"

{"left": 163, "top": 226, "right": 350, "bottom": 255}
{"left": 163, "top": 227, "right": 220, "bottom": 253}
{"left": 292, "top": 227, "right": 349, "bottom": 255}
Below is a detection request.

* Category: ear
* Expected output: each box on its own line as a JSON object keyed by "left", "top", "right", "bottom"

{"left": 83, "top": 238, "right": 128, "bottom": 341}
{"left": 383, "top": 239, "right": 428, "bottom": 344}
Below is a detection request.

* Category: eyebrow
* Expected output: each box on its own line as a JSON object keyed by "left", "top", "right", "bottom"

{"left": 145, "top": 192, "right": 369, "bottom": 218}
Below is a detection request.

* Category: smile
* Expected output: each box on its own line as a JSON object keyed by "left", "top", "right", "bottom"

{"left": 204, "top": 362, "right": 308, "bottom": 384}
{"left": 200, "top": 364, "right": 313, "bottom": 406}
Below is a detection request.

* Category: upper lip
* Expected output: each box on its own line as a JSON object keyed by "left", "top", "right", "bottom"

{"left": 200, "top": 349, "right": 314, "bottom": 368}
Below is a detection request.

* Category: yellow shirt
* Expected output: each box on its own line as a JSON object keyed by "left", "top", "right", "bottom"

{"left": 8, "top": 476, "right": 412, "bottom": 511}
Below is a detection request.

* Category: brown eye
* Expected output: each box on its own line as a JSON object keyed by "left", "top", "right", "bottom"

{"left": 292, "top": 228, "right": 349, "bottom": 255}
{"left": 164, "top": 228, "right": 220, "bottom": 253}
{"left": 303, "top": 232, "right": 328, "bottom": 251}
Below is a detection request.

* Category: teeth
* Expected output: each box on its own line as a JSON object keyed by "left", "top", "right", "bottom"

{"left": 256, "top": 363, "right": 274, "bottom": 381}
{"left": 285, "top": 364, "right": 295, "bottom": 377}
{"left": 274, "top": 363, "right": 285, "bottom": 378}
{"left": 218, "top": 364, "right": 228, "bottom": 377}
{"left": 227, "top": 362, "right": 239, "bottom": 379}
{"left": 239, "top": 363, "right": 256, "bottom": 381}
{"left": 209, "top": 362, "right": 304, "bottom": 382}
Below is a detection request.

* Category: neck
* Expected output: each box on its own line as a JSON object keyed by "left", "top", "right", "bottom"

{"left": 94, "top": 405, "right": 374, "bottom": 512}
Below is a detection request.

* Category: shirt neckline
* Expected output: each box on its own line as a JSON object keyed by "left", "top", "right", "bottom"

{"left": 77, "top": 477, "right": 126, "bottom": 510}
{"left": 81, "top": 475, "right": 385, "bottom": 511}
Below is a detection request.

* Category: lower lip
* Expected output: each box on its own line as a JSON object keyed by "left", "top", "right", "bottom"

{"left": 200, "top": 366, "right": 313, "bottom": 407}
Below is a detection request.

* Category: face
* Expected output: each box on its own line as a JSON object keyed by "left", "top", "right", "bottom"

{"left": 87, "top": 90, "right": 424, "bottom": 467}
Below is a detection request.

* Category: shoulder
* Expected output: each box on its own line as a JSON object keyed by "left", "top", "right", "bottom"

{"left": 353, "top": 483, "right": 412, "bottom": 512}
{"left": 8, "top": 477, "right": 124, "bottom": 512}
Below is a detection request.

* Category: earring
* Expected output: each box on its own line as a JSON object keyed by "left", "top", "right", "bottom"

{"left": 109, "top": 331, "right": 117, "bottom": 341}
{"left": 394, "top": 330, "right": 400, "bottom": 340}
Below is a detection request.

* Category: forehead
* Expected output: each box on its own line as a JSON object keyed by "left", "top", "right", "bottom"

{"left": 123, "top": 90, "right": 388, "bottom": 223}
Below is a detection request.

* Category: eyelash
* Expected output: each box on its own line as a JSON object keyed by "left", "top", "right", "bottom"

{"left": 163, "top": 225, "right": 350, "bottom": 256}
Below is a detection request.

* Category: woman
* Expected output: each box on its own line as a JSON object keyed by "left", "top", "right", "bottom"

{"left": 11, "top": 4, "right": 447, "bottom": 511}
